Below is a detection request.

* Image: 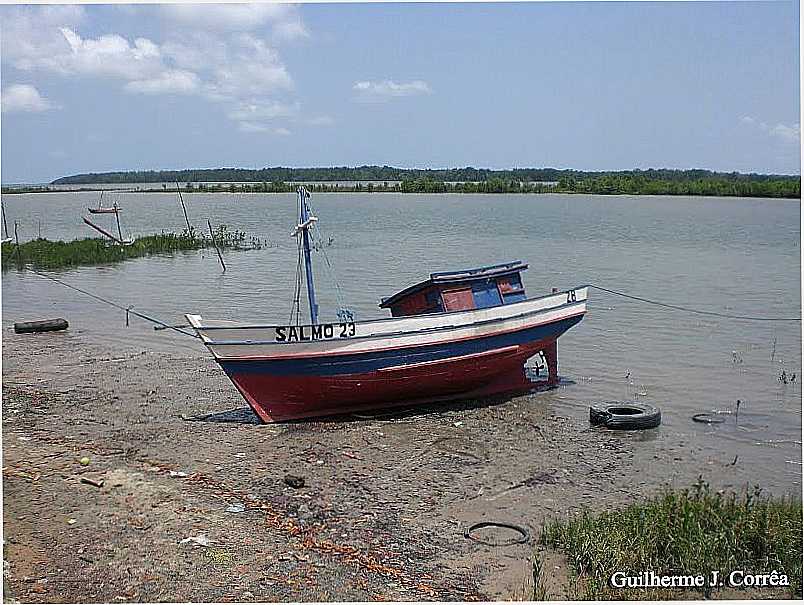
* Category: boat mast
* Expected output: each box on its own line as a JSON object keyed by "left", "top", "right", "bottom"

{"left": 296, "top": 186, "right": 319, "bottom": 325}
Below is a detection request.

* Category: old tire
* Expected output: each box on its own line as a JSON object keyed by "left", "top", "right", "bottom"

{"left": 589, "top": 402, "right": 661, "bottom": 430}
{"left": 14, "top": 318, "right": 69, "bottom": 334}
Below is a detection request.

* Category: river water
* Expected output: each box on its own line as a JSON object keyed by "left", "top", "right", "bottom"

{"left": 2, "top": 192, "right": 801, "bottom": 493}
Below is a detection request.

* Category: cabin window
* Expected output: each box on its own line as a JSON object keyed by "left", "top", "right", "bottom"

{"left": 497, "top": 274, "right": 526, "bottom": 304}
{"left": 425, "top": 288, "right": 444, "bottom": 312}
{"left": 441, "top": 287, "right": 475, "bottom": 312}
{"left": 497, "top": 275, "right": 524, "bottom": 294}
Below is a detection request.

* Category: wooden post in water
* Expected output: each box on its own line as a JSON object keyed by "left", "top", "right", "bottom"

{"left": 114, "top": 205, "right": 123, "bottom": 242}
{"left": 1, "top": 201, "right": 9, "bottom": 239}
{"left": 13, "top": 221, "right": 21, "bottom": 264}
{"left": 82, "top": 216, "right": 125, "bottom": 245}
{"left": 207, "top": 219, "right": 226, "bottom": 272}
{"left": 176, "top": 182, "right": 192, "bottom": 234}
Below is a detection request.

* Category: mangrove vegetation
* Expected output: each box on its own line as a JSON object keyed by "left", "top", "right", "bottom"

{"left": 3, "top": 166, "right": 792, "bottom": 199}
{"left": 1, "top": 226, "right": 262, "bottom": 271}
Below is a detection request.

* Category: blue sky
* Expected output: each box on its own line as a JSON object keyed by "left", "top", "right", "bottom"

{"left": 1, "top": 1, "right": 799, "bottom": 183}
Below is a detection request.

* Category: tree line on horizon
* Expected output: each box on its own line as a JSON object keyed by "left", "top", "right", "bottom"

{"left": 47, "top": 166, "right": 800, "bottom": 198}
{"left": 51, "top": 165, "right": 800, "bottom": 186}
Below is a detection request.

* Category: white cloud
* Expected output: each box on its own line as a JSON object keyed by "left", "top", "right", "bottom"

{"left": 160, "top": 3, "right": 308, "bottom": 40}
{"left": 204, "top": 35, "right": 293, "bottom": 100}
{"left": 1, "top": 84, "right": 53, "bottom": 113}
{"left": 353, "top": 79, "right": 432, "bottom": 103}
{"left": 770, "top": 123, "right": 800, "bottom": 144}
{"left": 227, "top": 99, "right": 299, "bottom": 122}
{"left": 237, "top": 121, "right": 291, "bottom": 135}
{"left": 237, "top": 121, "right": 270, "bottom": 133}
{"left": 740, "top": 116, "right": 800, "bottom": 144}
{"left": 124, "top": 70, "right": 201, "bottom": 95}
{"left": 0, "top": 5, "right": 309, "bottom": 133}
{"left": 1, "top": 5, "right": 85, "bottom": 70}
{"left": 41, "top": 28, "right": 165, "bottom": 80}
{"left": 307, "top": 115, "right": 335, "bottom": 126}
{"left": 272, "top": 17, "right": 309, "bottom": 42}
{"left": 161, "top": 34, "right": 293, "bottom": 102}
{"left": 162, "top": 36, "right": 230, "bottom": 72}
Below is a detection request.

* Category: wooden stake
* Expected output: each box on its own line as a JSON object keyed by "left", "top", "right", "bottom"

{"left": 114, "top": 205, "right": 123, "bottom": 241}
{"left": 82, "top": 216, "right": 125, "bottom": 245}
{"left": 176, "top": 182, "right": 192, "bottom": 234}
{"left": 13, "top": 221, "right": 22, "bottom": 264}
{"left": 207, "top": 219, "right": 226, "bottom": 272}
{"left": 1, "top": 201, "right": 9, "bottom": 239}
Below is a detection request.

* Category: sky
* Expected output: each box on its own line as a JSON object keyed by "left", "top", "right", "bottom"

{"left": 0, "top": 1, "right": 800, "bottom": 184}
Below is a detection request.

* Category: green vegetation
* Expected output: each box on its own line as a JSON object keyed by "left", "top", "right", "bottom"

{"left": 31, "top": 166, "right": 800, "bottom": 199}
{"left": 47, "top": 166, "right": 801, "bottom": 186}
{"left": 1, "top": 226, "right": 263, "bottom": 271}
{"left": 2, "top": 167, "right": 798, "bottom": 198}
{"left": 537, "top": 479, "right": 802, "bottom": 600}
{"left": 554, "top": 173, "right": 799, "bottom": 198}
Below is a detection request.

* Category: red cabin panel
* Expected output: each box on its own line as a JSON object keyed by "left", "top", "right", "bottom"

{"left": 441, "top": 287, "right": 476, "bottom": 312}
{"left": 390, "top": 286, "right": 442, "bottom": 317}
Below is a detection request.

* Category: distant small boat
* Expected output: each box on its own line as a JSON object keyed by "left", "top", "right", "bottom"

{"left": 88, "top": 204, "right": 120, "bottom": 214}
{"left": 88, "top": 190, "right": 121, "bottom": 214}
{"left": 187, "top": 187, "right": 588, "bottom": 422}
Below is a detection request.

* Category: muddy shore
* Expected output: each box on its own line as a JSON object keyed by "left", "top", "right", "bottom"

{"left": 2, "top": 327, "right": 756, "bottom": 602}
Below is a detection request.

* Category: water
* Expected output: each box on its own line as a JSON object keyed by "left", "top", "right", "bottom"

{"left": 3, "top": 192, "right": 801, "bottom": 492}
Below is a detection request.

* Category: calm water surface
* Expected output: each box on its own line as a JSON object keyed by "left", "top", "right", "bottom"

{"left": 3, "top": 192, "right": 801, "bottom": 493}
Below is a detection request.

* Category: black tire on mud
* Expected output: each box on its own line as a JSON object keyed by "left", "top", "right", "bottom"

{"left": 589, "top": 402, "right": 662, "bottom": 430}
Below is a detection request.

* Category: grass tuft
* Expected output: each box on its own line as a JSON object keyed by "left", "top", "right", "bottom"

{"left": 2, "top": 226, "right": 266, "bottom": 271}
{"left": 538, "top": 478, "right": 802, "bottom": 600}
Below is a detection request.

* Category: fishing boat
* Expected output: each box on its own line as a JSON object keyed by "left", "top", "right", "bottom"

{"left": 87, "top": 204, "right": 120, "bottom": 214}
{"left": 87, "top": 191, "right": 121, "bottom": 214}
{"left": 186, "top": 187, "right": 588, "bottom": 422}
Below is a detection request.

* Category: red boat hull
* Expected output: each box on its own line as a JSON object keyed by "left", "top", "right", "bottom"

{"left": 222, "top": 338, "right": 558, "bottom": 422}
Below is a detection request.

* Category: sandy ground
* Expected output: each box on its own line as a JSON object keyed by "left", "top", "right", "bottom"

{"left": 2, "top": 327, "right": 754, "bottom": 603}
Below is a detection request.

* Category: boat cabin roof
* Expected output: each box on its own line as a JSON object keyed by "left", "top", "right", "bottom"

{"left": 379, "top": 261, "right": 528, "bottom": 309}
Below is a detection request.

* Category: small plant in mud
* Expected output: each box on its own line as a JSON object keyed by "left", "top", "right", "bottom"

{"left": 536, "top": 478, "right": 802, "bottom": 600}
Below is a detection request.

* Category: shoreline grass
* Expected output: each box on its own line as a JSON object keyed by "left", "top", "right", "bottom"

{"left": 536, "top": 479, "right": 802, "bottom": 600}
{"left": 1, "top": 226, "right": 264, "bottom": 271}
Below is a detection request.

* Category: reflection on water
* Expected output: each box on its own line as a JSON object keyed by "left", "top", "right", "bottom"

{"left": 2, "top": 192, "right": 801, "bottom": 492}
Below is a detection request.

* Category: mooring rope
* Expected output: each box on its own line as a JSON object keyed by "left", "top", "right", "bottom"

{"left": 588, "top": 284, "right": 801, "bottom": 322}
{"left": 24, "top": 268, "right": 200, "bottom": 338}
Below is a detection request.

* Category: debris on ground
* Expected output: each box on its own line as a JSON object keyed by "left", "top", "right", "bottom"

{"left": 79, "top": 476, "right": 104, "bottom": 488}
{"left": 284, "top": 474, "right": 305, "bottom": 488}
{"left": 179, "top": 534, "right": 213, "bottom": 548}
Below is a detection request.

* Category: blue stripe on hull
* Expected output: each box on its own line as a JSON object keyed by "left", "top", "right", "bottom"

{"left": 219, "top": 314, "right": 583, "bottom": 377}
